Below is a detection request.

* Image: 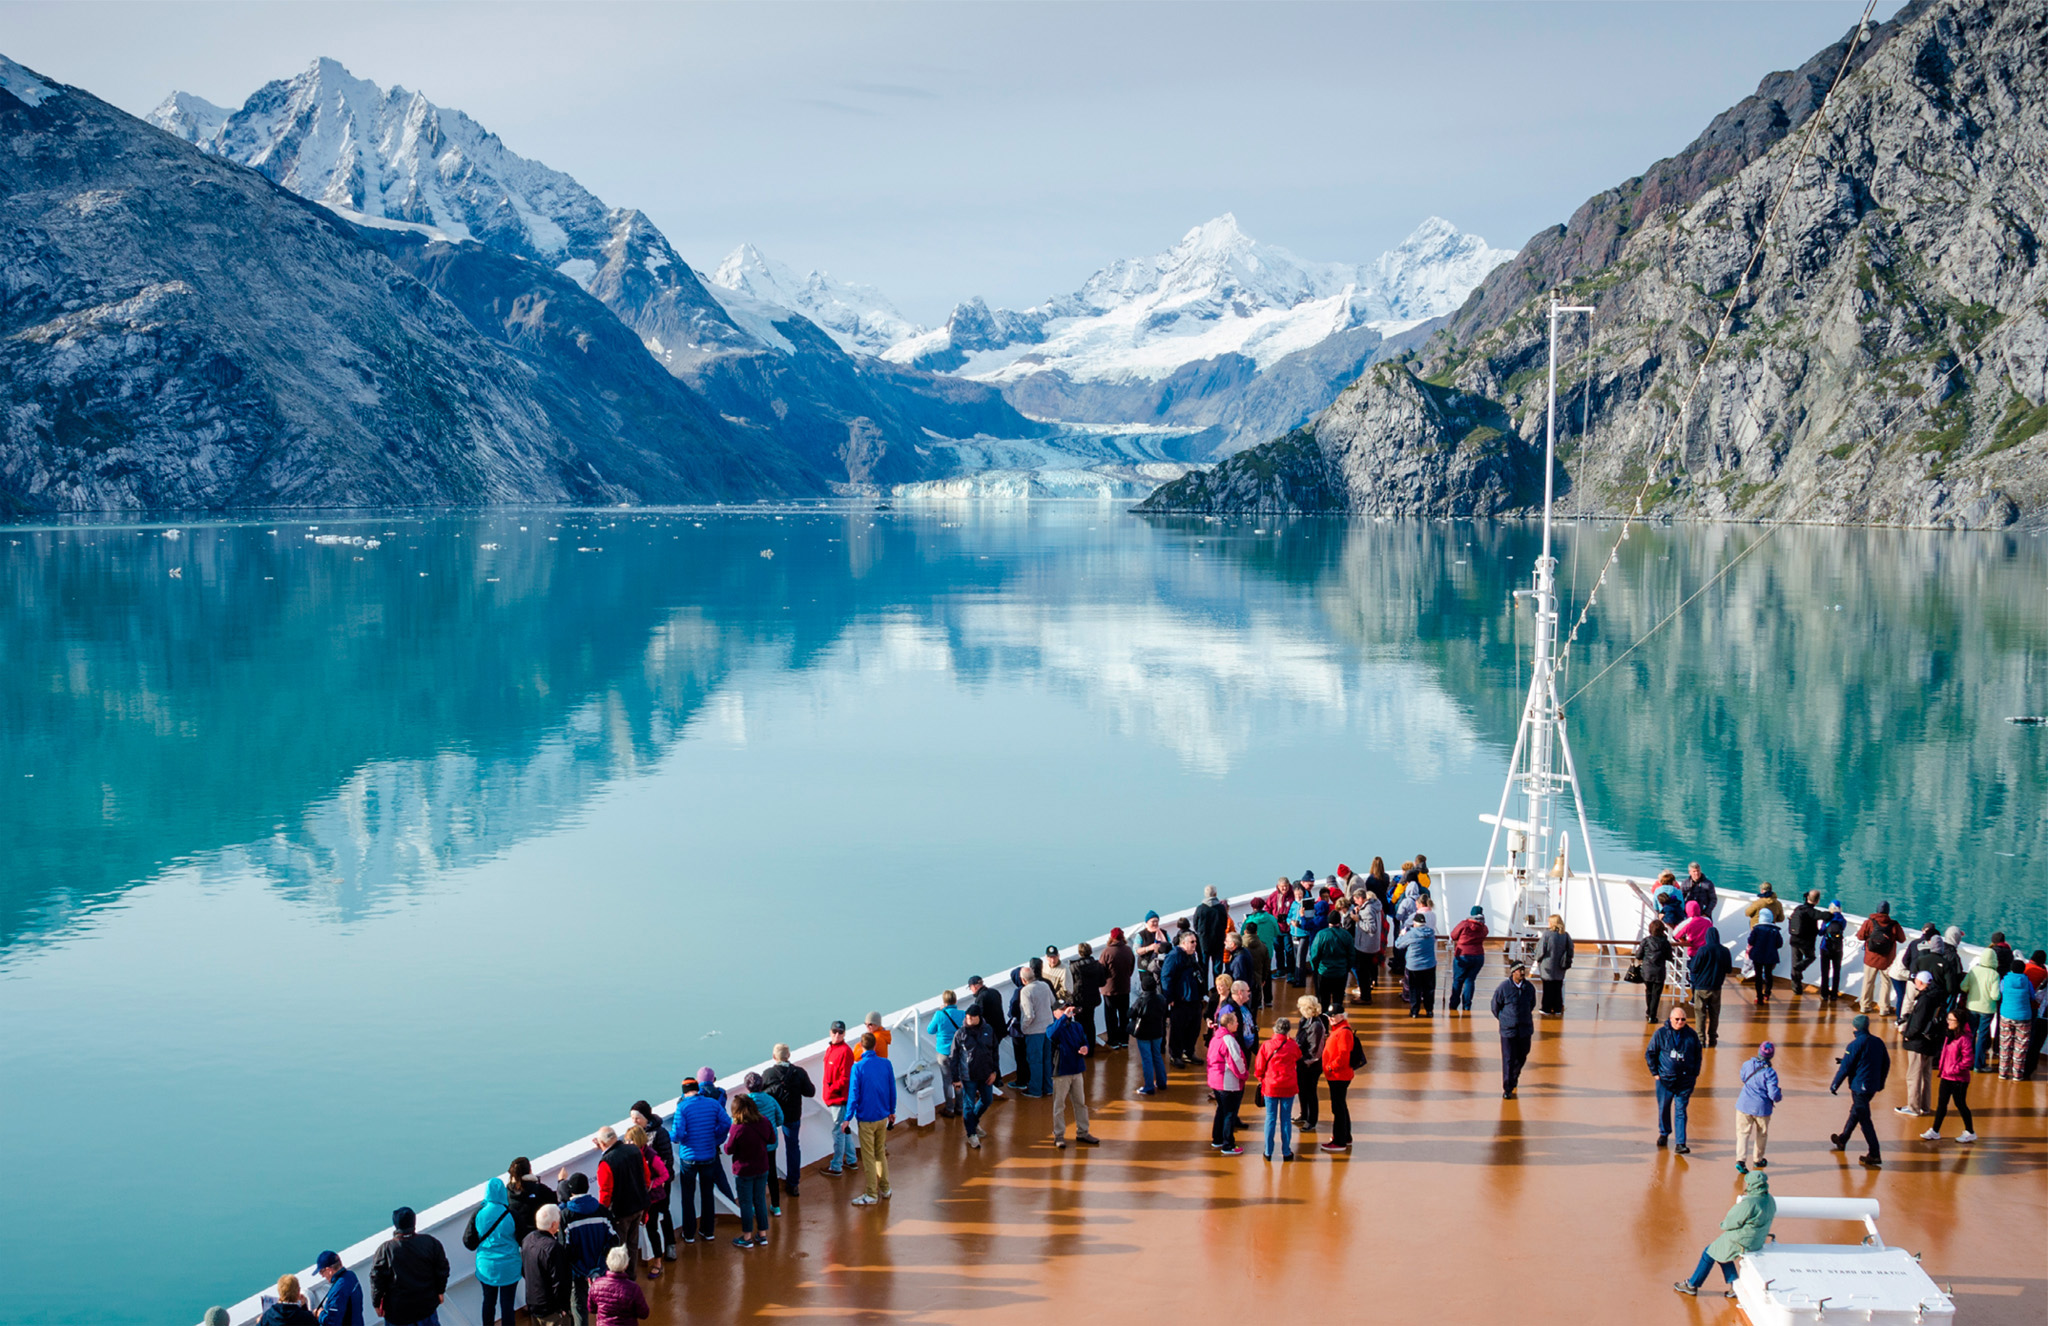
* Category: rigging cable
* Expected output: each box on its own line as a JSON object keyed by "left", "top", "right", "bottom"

{"left": 1554, "top": 0, "right": 1880, "bottom": 682}
{"left": 1560, "top": 287, "right": 2037, "bottom": 709}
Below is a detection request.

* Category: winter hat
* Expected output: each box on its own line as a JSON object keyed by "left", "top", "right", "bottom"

{"left": 1944, "top": 926, "right": 1962, "bottom": 945}
{"left": 1758, "top": 1042, "right": 1775, "bottom": 1059}
{"left": 1876, "top": 901, "right": 1890, "bottom": 914}
{"left": 1144, "top": 910, "right": 1160, "bottom": 921}
{"left": 743, "top": 1071, "right": 764, "bottom": 1091}
{"left": 1109, "top": 927, "right": 1125, "bottom": 942}
{"left": 1337, "top": 864, "right": 1352, "bottom": 879}
{"left": 315, "top": 1252, "right": 342, "bottom": 1272}
{"left": 204, "top": 1311, "right": 230, "bottom": 1326}
{"left": 698, "top": 1066, "right": 717, "bottom": 1084}
{"left": 1470, "top": 905, "right": 1485, "bottom": 917}
{"left": 392, "top": 1207, "right": 416, "bottom": 1232}
{"left": 1851, "top": 1015, "right": 1870, "bottom": 1031}
{"left": 631, "top": 1099, "right": 654, "bottom": 1119}
{"left": 1830, "top": 900, "right": 1842, "bottom": 910}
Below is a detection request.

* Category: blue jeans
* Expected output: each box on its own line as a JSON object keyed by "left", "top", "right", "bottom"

{"left": 481, "top": 1281, "right": 516, "bottom": 1326}
{"left": 1688, "top": 1247, "right": 1737, "bottom": 1287}
{"left": 1973, "top": 1011, "right": 1998, "bottom": 1071}
{"left": 1264, "top": 1099, "right": 1296, "bottom": 1157}
{"left": 1137, "top": 1037, "right": 1167, "bottom": 1092}
{"left": 1023, "top": 1033, "right": 1049, "bottom": 1096}
{"left": 960, "top": 1077, "right": 992, "bottom": 1138}
{"left": 1657, "top": 1082, "right": 1692, "bottom": 1146}
{"left": 831, "top": 1102, "right": 857, "bottom": 1170}
{"left": 1451, "top": 954, "right": 1484, "bottom": 1010}
{"left": 734, "top": 1171, "right": 770, "bottom": 1236}
{"left": 781, "top": 1122, "right": 802, "bottom": 1193}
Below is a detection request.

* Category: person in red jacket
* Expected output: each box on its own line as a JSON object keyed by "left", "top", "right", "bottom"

{"left": 1321, "top": 1015, "right": 1361, "bottom": 1151}
{"left": 1254, "top": 1018, "right": 1301, "bottom": 1161}
{"left": 1449, "top": 906, "right": 1490, "bottom": 1012}
{"left": 822, "top": 1021, "right": 856, "bottom": 1176}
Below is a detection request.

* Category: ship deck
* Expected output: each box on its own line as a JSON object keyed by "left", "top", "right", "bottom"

{"left": 635, "top": 960, "right": 2045, "bottom": 1323}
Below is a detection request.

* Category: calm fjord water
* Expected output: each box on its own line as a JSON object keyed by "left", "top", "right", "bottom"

{"left": 2, "top": 506, "right": 2042, "bottom": 1324}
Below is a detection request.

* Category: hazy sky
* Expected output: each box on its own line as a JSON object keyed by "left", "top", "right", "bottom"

{"left": 4, "top": 1, "right": 1901, "bottom": 322}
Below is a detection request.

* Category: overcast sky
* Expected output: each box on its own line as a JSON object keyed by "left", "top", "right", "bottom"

{"left": 4, "top": 1, "right": 1901, "bottom": 322}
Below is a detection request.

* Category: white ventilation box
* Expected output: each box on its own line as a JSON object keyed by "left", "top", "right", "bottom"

{"left": 1733, "top": 1198, "right": 1955, "bottom": 1325}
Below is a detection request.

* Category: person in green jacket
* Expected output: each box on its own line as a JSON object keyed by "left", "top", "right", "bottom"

{"left": 1962, "top": 946, "right": 2003, "bottom": 1072}
{"left": 1673, "top": 1170, "right": 1776, "bottom": 1298}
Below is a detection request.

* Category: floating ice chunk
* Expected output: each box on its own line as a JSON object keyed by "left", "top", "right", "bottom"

{"left": 760, "top": 549, "right": 774, "bottom": 558}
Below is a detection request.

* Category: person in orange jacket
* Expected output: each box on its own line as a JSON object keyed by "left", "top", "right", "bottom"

{"left": 1254, "top": 1018, "right": 1301, "bottom": 1161}
{"left": 1321, "top": 1015, "right": 1362, "bottom": 1151}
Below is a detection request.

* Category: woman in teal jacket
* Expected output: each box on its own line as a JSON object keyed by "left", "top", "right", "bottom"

{"left": 473, "top": 1175, "right": 523, "bottom": 1324}
{"left": 1673, "top": 1170, "right": 1776, "bottom": 1298}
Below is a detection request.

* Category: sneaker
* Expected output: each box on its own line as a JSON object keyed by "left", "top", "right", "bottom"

{"left": 1735, "top": 1161, "right": 1748, "bottom": 1174}
{"left": 851, "top": 1195, "right": 877, "bottom": 1206}
{"left": 1920, "top": 1128, "right": 1940, "bottom": 1141}
{"left": 680, "top": 1234, "right": 695, "bottom": 1245}
{"left": 1672, "top": 1282, "right": 1699, "bottom": 1298}
{"left": 1076, "top": 1134, "right": 1102, "bottom": 1146}
{"left": 824, "top": 1167, "right": 843, "bottom": 1177}
{"left": 1674, "top": 1143, "right": 1691, "bottom": 1155}
{"left": 1503, "top": 1090, "right": 1516, "bottom": 1099}
{"left": 770, "top": 1206, "right": 782, "bottom": 1217}
{"left": 967, "top": 1134, "right": 982, "bottom": 1148}
{"left": 1220, "top": 1145, "right": 1243, "bottom": 1155}
{"left": 1136, "top": 1087, "right": 1155, "bottom": 1095}
{"left": 1755, "top": 1159, "right": 1768, "bottom": 1169}
{"left": 1055, "top": 1139, "right": 1068, "bottom": 1149}
{"left": 733, "top": 1237, "right": 755, "bottom": 1249}
{"left": 1895, "top": 1107, "right": 1919, "bottom": 1117}
{"left": 1958, "top": 1131, "right": 1976, "bottom": 1143}
{"left": 879, "top": 1188, "right": 891, "bottom": 1200}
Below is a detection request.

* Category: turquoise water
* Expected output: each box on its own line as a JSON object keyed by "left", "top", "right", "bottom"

{"left": 1, "top": 506, "right": 2041, "bottom": 1324}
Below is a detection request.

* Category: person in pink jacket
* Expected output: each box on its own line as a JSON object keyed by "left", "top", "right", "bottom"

{"left": 1672, "top": 901, "right": 1714, "bottom": 957}
{"left": 1922, "top": 1010, "right": 1978, "bottom": 1144}
{"left": 1206, "top": 1011, "right": 1249, "bottom": 1155}
{"left": 1254, "top": 1018, "right": 1302, "bottom": 1161}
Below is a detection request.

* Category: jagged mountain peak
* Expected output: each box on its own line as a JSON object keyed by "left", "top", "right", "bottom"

{"left": 705, "top": 242, "right": 922, "bottom": 357}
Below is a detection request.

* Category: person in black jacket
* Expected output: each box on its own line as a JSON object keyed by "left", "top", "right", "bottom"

{"left": 1161, "top": 934, "right": 1206, "bottom": 1067}
{"left": 1068, "top": 942, "right": 1109, "bottom": 1047}
{"left": 592, "top": 1127, "right": 646, "bottom": 1280}
{"left": 1786, "top": 891, "right": 1820, "bottom": 996}
{"left": 1829, "top": 1014, "right": 1891, "bottom": 1166}
{"left": 368, "top": 1208, "right": 449, "bottom": 1326}
{"left": 1645, "top": 1006, "right": 1703, "bottom": 1153}
{"left": 1898, "top": 971, "right": 1945, "bottom": 1116}
{"left": 1131, "top": 969, "right": 1170, "bottom": 1094}
{"left": 1747, "top": 912, "right": 1785, "bottom": 1005}
{"left": 949, "top": 1005, "right": 1001, "bottom": 1148}
{"left": 1687, "top": 925, "right": 1733, "bottom": 1048}
{"left": 521, "top": 1206, "right": 574, "bottom": 1326}
{"left": 1492, "top": 964, "right": 1538, "bottom": 1097}
{"left": 1817, "top": 902, "right": 1847, "bottom": 1001}
{"left": 1193, "top": 886, "right": 1230, "bottom": 979}
{"left": 1636, "top": 920, "right": 1674, "bottom": 1024}
{"left": 760, "top": 1045, "right": 816, "bottom": 1196}
{"left": 627, "top": 1105, "right": 675, "bottom": 1261}
{"left": 502, "top": 1158, "right": 560, "bottom": 1247}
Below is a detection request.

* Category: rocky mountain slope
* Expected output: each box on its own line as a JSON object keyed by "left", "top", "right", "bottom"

{"left": 1, "top": 55, "right": 812, "bottom": 511}
{"left": 1143, "top": 0, "right": 2047, "bottom": 527}
{"left": 708, "top": 244, "right": 922, "bottom": 358}
{"left": 151, "top": 59, "right": 1046, "bottom": 488}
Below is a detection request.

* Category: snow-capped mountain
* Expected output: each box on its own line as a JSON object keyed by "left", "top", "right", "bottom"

{"left": 883, "top": 213, "right": 1512, "bottom": 386}
{"left": 708, "top": 245, "right": 923, "bottom": 357}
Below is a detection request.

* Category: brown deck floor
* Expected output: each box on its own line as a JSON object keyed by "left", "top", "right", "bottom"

{"left": 640, "top": 965, "right": 2046, "bottom": 1323}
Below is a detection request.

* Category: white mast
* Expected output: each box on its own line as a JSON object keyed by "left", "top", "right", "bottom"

{"left": 1479, "top": 294, "right": 1603, "bottom": 960}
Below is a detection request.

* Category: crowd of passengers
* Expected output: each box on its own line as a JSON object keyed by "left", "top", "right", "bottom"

{"left": 220, "top": 856, "right": 2044, "bottom": 1326}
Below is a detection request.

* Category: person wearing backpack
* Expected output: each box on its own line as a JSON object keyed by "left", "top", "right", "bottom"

{"left": 925, "top": 990, "right": 967, "bottom": 1117}
{"left": 468, "top": 1177, "right": 522, "bottom": 1326}
{"left": 760, "top": 1043, "right": 816, "bottom": 1197}
{"left": 1320, "top": 1012, "right": 1363, "bottom": 1151}
{"left": 1131, "top": 969, "right": 1170, "bottom": 1094}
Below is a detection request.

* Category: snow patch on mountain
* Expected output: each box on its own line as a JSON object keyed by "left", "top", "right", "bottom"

{"left": 0, "top": 53, "right": 58, "bottom": 107}
{"left": 707, "top": 244, "right": 923, "bottom": 357}
{"left": 880, "top": 214, "right": 1512, "bottom": 386}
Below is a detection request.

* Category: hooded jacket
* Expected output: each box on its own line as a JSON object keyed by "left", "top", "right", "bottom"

{"left": 1902, "top": 987, "right": 1947, "bottom": 1055}
{"left": 1397, "top": 918, "right": 1439, "bottom": 971}
{"left": 1705, "top": 1172, "right": 1776, "bottom": 1263}
{"left": 1534, "top": 927, "right": 1572, "bottom": 980}
{"left": 1682, "top": 873, "right": 1718, "bottom": 914}
{"left": 1049, "top": 1013, "right": 1091, "bottom": 1076}
{"left": 2002, "top": 969, "right": 2039, "bottom": 1021}
{"left": 1449, "top": 915, "right": 1489, "bottom": 958}
{"left": 1652, "top": 884, "right": 1685, "bottom": 928}
{"left": 1672, "top": 901, "right": 1712, "bottom": 955}
{"left": 1937, "top": 1028, "right": 1975, "bottom": 1081}
{"left": 1689, "top": 929, "right": 1733, "bottom": 991}
{"left": 1787, "top": 901, "right": 1819, "bottom": 948}
{"left": 1964, "top": 948, "right": 2003, "bottom": 1015}
{"left": 1747, "top": 920, "right": 1784, "bottom": 973}
{"left": 259, "top": 1304, "right": 319, "bottom": 1326}
{"left": 1161, "top": 947, "right": 1206, "bottom": 1005}
{"left": 560, "top": 1192, "right": 613, "bottom": 1279}
{"left": 1820, "top": 909, "right": 1847, "bottom": 953}
{"left": 1351, "top": 895, "right": 1385, "bottom": 954}
{"left": 1193, "top": 897, "right": 1230, "bottom": 956}
{"left": 472, "top": 1177, "right": 523, "bottom": 1288}
{"left": 1253, "top": 1033, "right": 1301, "bottom": 1098}
{"left": 1308, "top": 924, "right": 1356, "bottom": 974}
{"left": 1102, "top": 937, "right": 1136, "bottom": 997}
{"left": 1857, "top": 912, "right": 1904, "bottom": 964}
{"left": 950, "top": 1018, "right": 1001, "bottom": 1083}
{"left": 1742, "top": 891, "right": 1782, "bottom": 923}
{"left": 586, "top": 1270, "right": 650, "bottom": 1325}
{"left": 1736, "top": 1055, "right": 1782, "bottom": 1117}
{"left": 1205, "top": 1024, "right": 1247, "bottom": 1091}
{"left": 1323, "top": 1018, "right": 1360, "bottom": 1081}
{"left": 1830, "top": 1028, "right": 1891, "bottom": 1094}
{"left": 822, "top": 1040, "right": 854, "bottom": 1106}
{"left": 1635, "top": 930, "right": 1673, "bottom": 983}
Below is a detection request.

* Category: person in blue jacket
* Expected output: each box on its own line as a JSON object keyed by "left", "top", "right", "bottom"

{"left": 1828, "top": 1014, "right": 1892, "bottom": 1167}
{"left": 1747, "top": 911, "right": 1785, "bottom": 1005}
{"left": 671, "top": 1078, "right": 733, "bottom": 1243}
{"left": 1733, "top": 1041, "right": 1782, "bottom": 1172}
{"left": 555, "top": 1173, "right": 614, "bottom": 1321}
{"left": 313, "top": 1252, "right": 362, "bottom": 1326}
{"left": 847, "top": 1032, "right": 898, "bottom": 1207}
{"left": 472, "top": 1176, "right": 523, "bottom": 1326}
{"left": 1645, "top": 1004, "right": 1703, "bottom": 1153}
